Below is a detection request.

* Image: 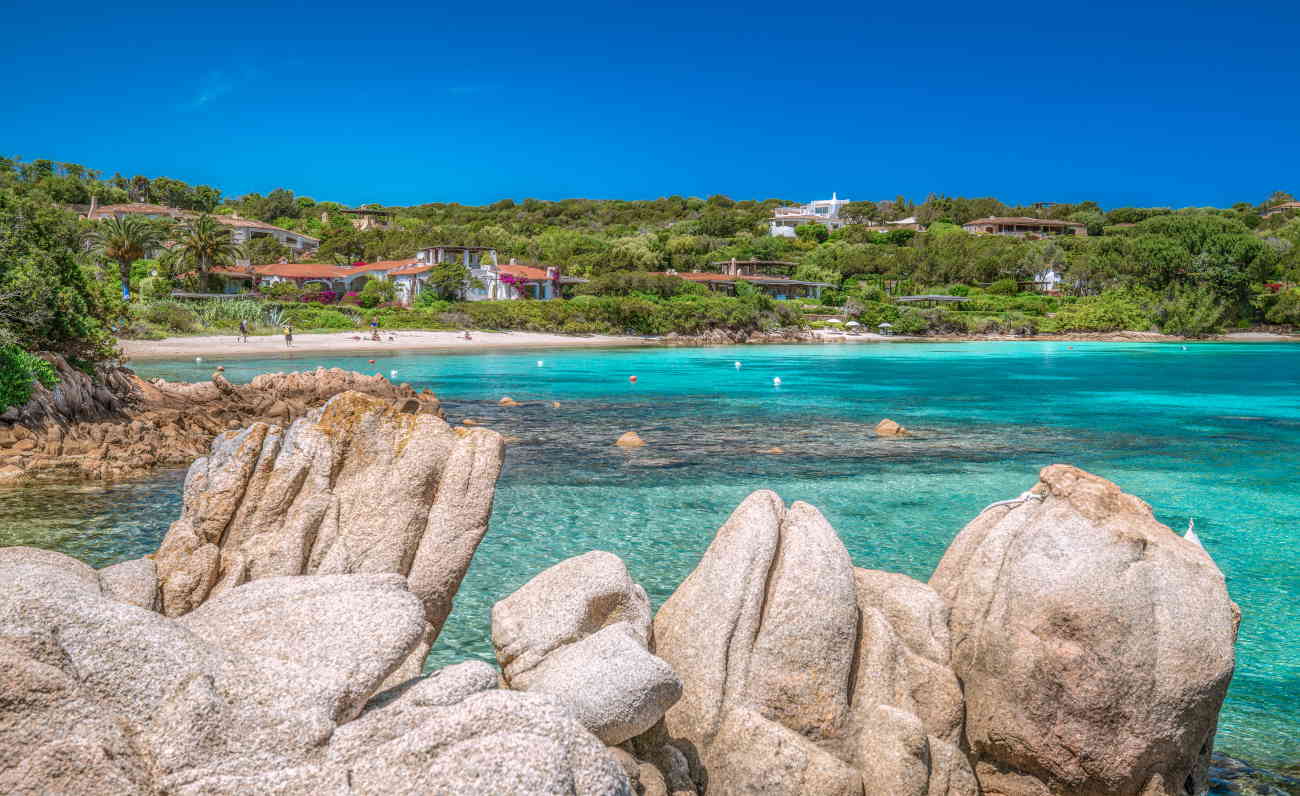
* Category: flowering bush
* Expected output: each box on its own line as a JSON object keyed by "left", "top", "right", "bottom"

{"left": 300, "top": 290, "right": 340, "bottom": 304}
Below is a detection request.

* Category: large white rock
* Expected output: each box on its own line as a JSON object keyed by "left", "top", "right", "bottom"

{"left": 522, "top": 622, "right": 682, "bottom": 745}
{"left": 177, "top": 573, "right": 427, "bottom": 721}
{"left": 0, "top": 549, "right": 633, "bottom": 796}
{"left": 152, "top": 391, "right": 505, "bottom": 681}
{"left": 930, "top": 464, "right": 1239, "bottom": 796}
{"left": 653, "top": 491, "right": 858, "bottom": 748}
{"left": 492, "top": 550, "right": 652, "bottom": 689}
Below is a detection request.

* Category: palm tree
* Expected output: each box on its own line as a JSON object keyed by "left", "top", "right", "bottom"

{"left": 168, "top": 214, "right": 243, "bottom": 291}
{"left": 88, "top": 215, "right": 166, "bottom": 300}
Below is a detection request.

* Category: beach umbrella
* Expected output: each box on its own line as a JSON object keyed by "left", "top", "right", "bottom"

{"left": 845, "top": 321, "right": 860, "bottom": 327}
{"left": 878, "top": 322, "right": 893, "bottom": 328}
{"left": 827, "top": 318, "right": 843, "bottom": 324}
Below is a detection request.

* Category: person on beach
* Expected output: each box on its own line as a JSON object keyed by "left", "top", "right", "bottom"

{"left": 238, "top": 319, "right": 249, "bottom": 343}
{"left": 283, "top": 324, "right": 294, "bottom": 348}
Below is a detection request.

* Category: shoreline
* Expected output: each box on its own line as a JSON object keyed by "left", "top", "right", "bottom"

{"left": 119, "top": 328, "right": 1300, "bottom": 361}
{"left": 120, "top": 329, "right": 652, "bottom": 361}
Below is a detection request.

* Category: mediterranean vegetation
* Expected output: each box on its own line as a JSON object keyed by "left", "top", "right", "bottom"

{"left": 2, "top": 155, "right": 1300, "bottom": 409}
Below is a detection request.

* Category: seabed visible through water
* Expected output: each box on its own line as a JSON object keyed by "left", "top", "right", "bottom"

{"left": 3, "top": 341, "right": 1298, "bottom": 771}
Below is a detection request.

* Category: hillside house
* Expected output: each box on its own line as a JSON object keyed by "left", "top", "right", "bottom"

{"left": 1262, "top": 201, "right": 1300, "bottom": 218}
{"left": 661, "top": 269, "right": 831, "bottom": 300}
{"left": 961, "top": 217, "right": 1086, "bottom": 238}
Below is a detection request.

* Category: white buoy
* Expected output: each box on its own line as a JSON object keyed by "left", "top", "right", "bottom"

{"left": 195, "top": 357, "right": 202, "bottom": 363}
{"left": 734, "top": 361, "right": 742, "bottom": 369}
{"left": 773, "top": 377, "right": 782, "bottom": 386}
{"left": 537, "top": 360, "right": 544, "bottom": 367}
{"left": 1181, "top": 346, "right": 1187, "bottom": 351}
{"left": 390, "top": 370, "right": 397, "bottom": 378}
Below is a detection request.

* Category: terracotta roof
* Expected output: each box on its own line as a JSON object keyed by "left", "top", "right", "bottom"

{"left": 1266, "top": 201, "right": 1300, "bottom": 211}
{"left": 963, "top": 217, "right": 1084, "bottom": 227}
{"left": 499, "top": 264, "right": 552, "bottom": 280}
{"left": 390, "top": 264, "right": 433, "bottom": 276}
{"left": 246, "top": 258, "right": 424, "bottom": 280}
{"left": 251, "top": 263, "right": 347, "bottom": 279}
{"left": 347, "top": 259, "right": 417, "bottom": 272}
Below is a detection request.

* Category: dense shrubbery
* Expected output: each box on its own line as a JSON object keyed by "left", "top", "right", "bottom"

{"left": 446, "top": 295, "right": 799, "bottom": 336}
{"left": 1263, "top": 289, "right": 1300, "bottom": 326}
{"left": 0, "top": 346, "right": 60, "bottom": 411}
{"left": 1041, "top": 290, "right": 1154, "bottom": 332}
{"left": 572, "top": 271, "right": 709, "bottom": 299}
{"left": 1152, "top": 285, "right": 1226, "bottom": 337}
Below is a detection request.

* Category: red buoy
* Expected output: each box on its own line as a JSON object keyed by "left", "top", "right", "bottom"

{"left": 629, "top": 375, "right": 638, "bottom": 383}
{"left": 368, "top": 359, "right": 376, "bottom": 364}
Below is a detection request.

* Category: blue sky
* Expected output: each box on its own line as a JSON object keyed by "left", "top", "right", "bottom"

{"left": 2, "top": 0, "right": 1296, "bottom": 208}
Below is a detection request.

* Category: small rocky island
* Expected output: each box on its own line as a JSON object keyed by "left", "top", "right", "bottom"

{"left": 0, "top": 386, "right": 1240, "bottom": 795}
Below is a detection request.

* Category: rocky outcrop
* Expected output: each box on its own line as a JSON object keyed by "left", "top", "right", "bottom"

{"left": 493, "top": 552, "right": 680, "bottom": 746}
{"left": 0, "top": 353, "right": 135, "bottom": 427}
{"left": 615, "top": 431, "right": 647, "bottom": 447}
{"left": 930, "top": 464, "right": 1239, "bottom": 796}
{"left": 649, "top": 491, "right": 961, "bottom": 795}
{"left": 150, "top": 391, "right": 503, "bottom": 683}
{"left": 0, "top": 434, "right": 1241, "bottom": 796}
{"left": 0, "top": 547, "right": 630, "bottom": 795}
{"left": 645, "top": 469, "right": 1236, "bottom": 796}
{"left": 0, "top": 357, "right": 441, "bottom": 484}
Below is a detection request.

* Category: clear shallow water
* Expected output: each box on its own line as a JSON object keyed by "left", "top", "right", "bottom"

{"left": 2, "top": 341, "right": 1297, "bottom": 766}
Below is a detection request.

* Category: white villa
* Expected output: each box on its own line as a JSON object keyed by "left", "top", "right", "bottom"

{"left": 768, "top": 193, "right": 854, "bottom": 237}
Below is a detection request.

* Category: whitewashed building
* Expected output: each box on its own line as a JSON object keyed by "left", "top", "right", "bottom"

{"left": 768, "top": 193, "right": 854, "bottom": 237}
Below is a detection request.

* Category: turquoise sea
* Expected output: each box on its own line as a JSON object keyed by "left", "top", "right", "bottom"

{"left": 2, "top": 341, "right": 1297, "bottom": 767}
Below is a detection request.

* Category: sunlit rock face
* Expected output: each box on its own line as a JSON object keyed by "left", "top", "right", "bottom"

{"left": 931, "top": 464, "right": 1239, "bottom": 796}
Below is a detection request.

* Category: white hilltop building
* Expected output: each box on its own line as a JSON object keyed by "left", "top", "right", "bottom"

{"left": 768, "top": 193, "right": 854, "bottom": 237}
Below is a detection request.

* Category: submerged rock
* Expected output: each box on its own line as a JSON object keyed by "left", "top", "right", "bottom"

{"left": 930, "top": 464, "right": 1240, "bottom": 796}
{"left": 615, "top": 431, "right": 647, "bottom": 447}
{"left": 874, "top": 418, "right": 907, "bottom": 436}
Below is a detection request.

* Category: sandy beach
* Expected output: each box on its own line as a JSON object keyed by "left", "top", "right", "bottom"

{"left": 120, "top": 328, "right": 1300, "bottom": 361}
{"left": 120, "top": 330, "right": 647, "bottom": 361}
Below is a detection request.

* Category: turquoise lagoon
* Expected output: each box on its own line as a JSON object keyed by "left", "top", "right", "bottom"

{"left": 2, "top": 341, "right": 1297, "bottom": 766}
